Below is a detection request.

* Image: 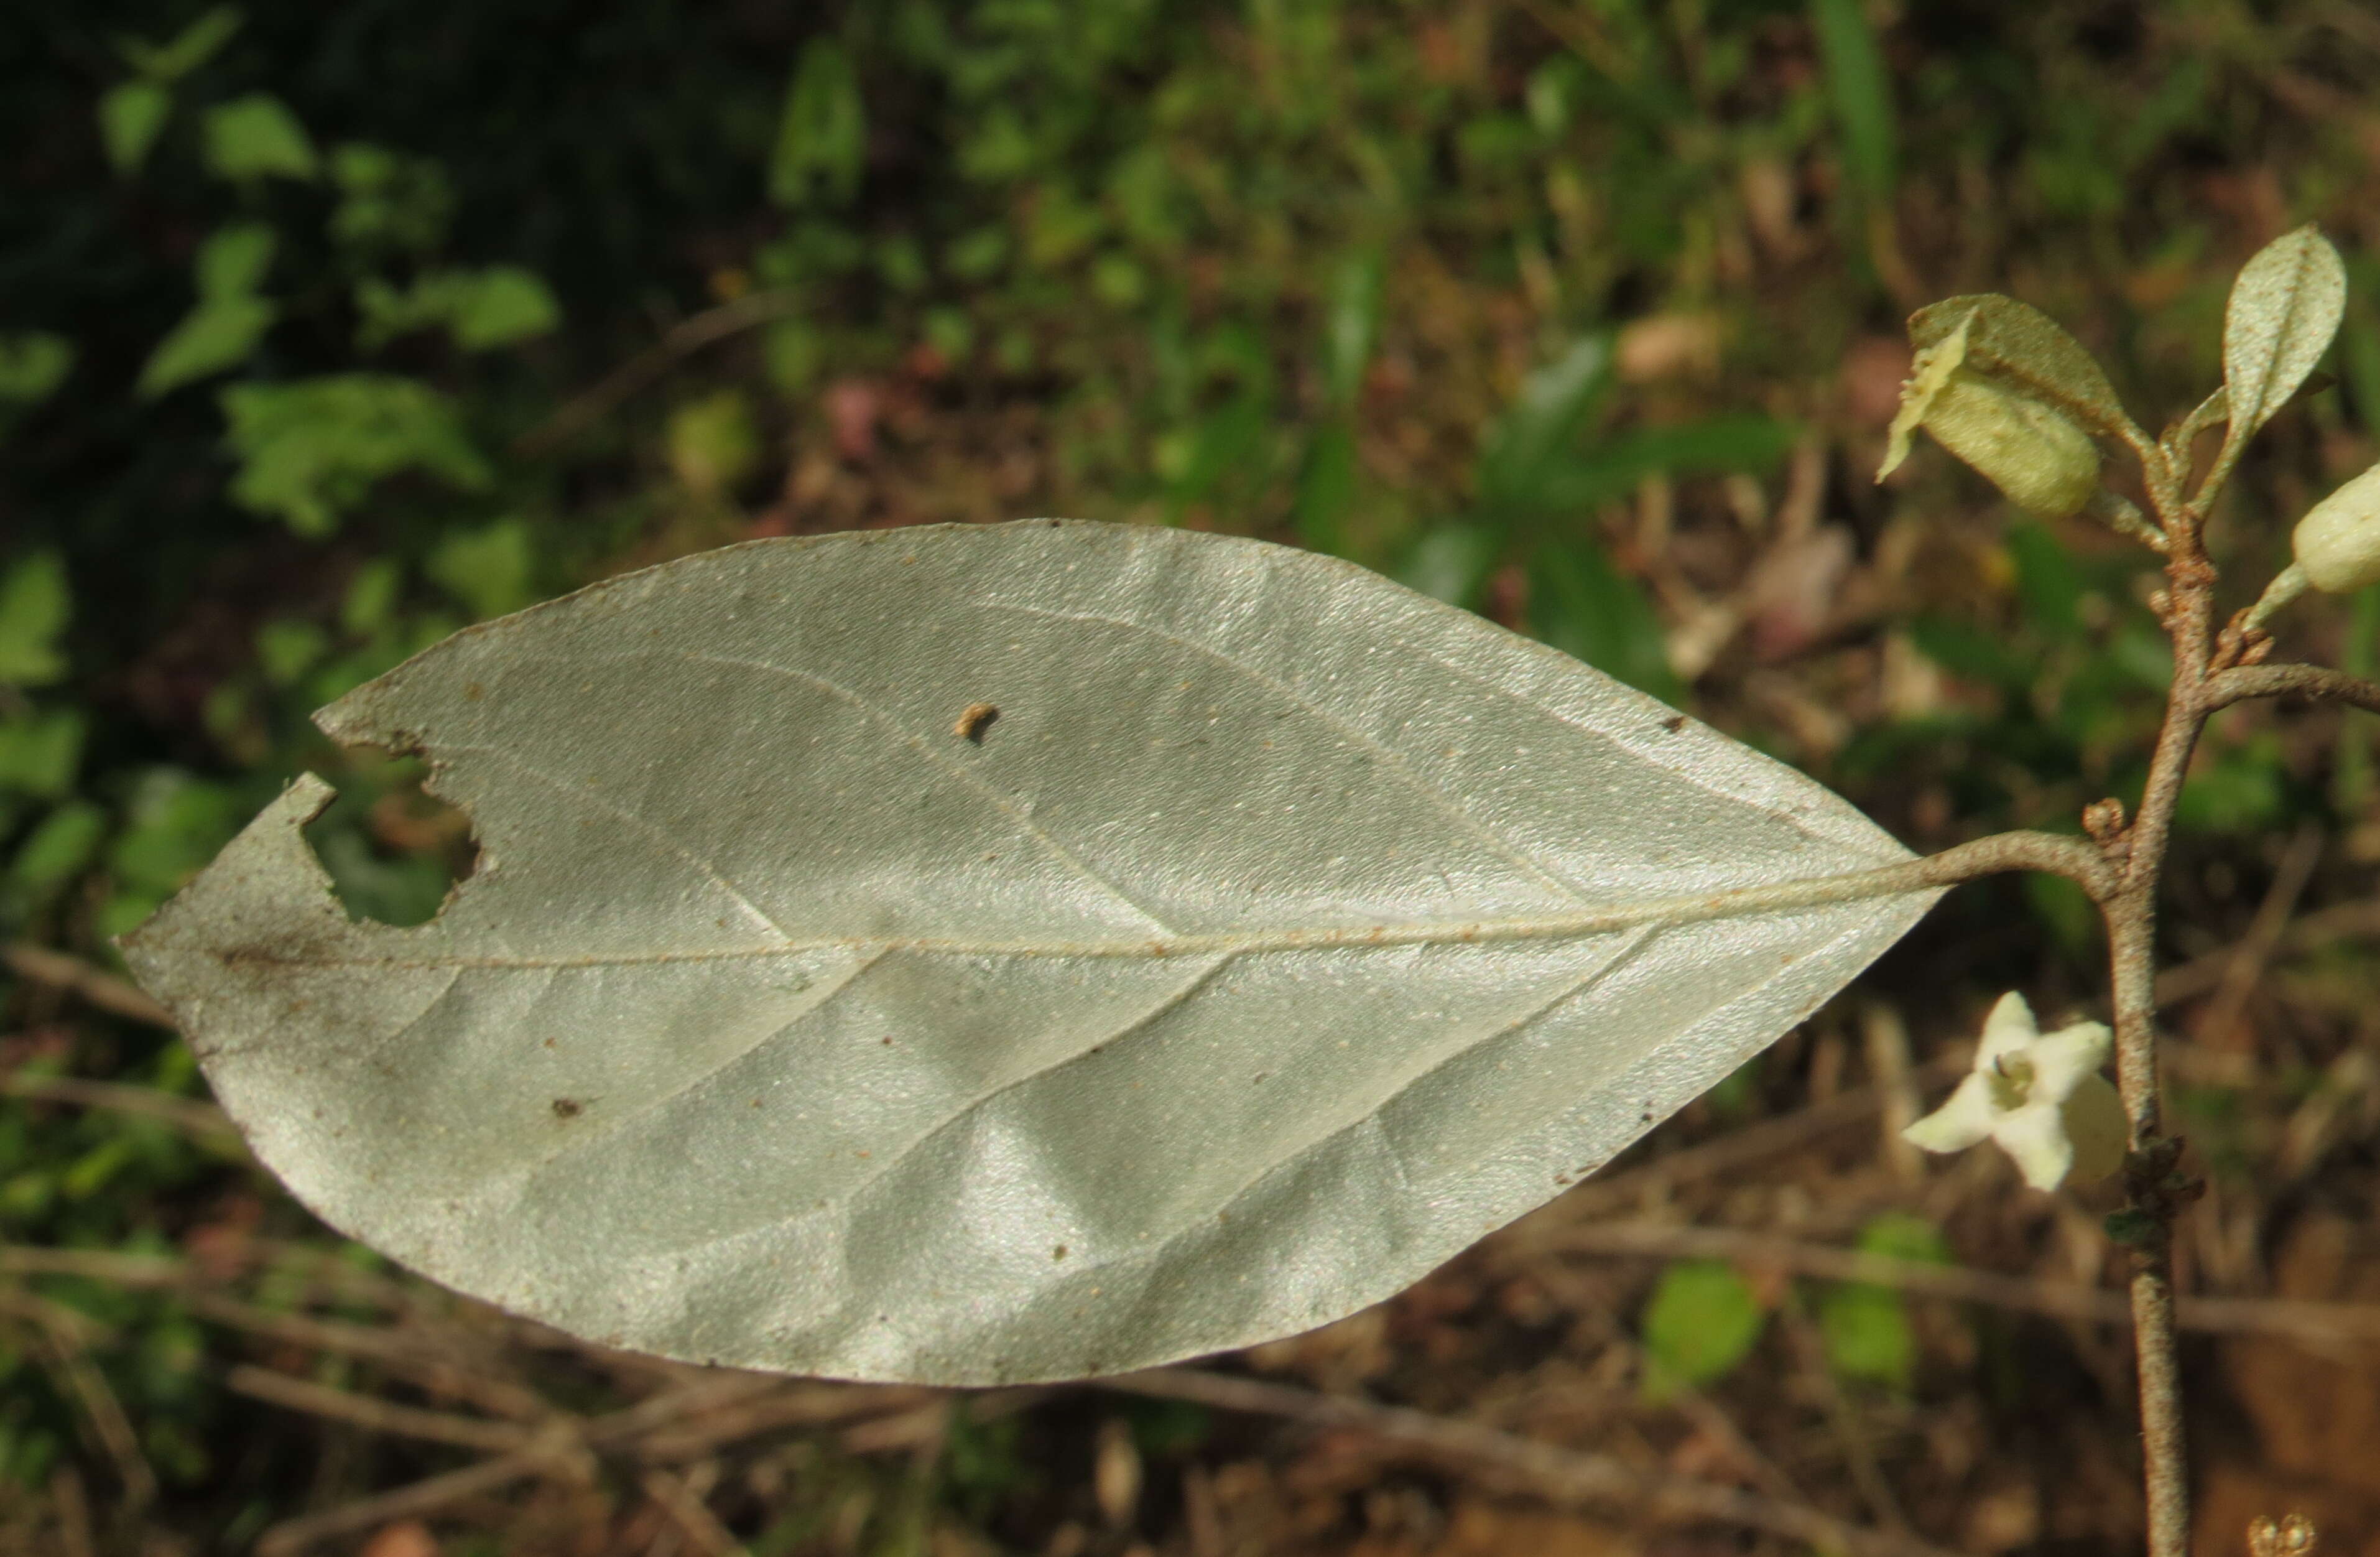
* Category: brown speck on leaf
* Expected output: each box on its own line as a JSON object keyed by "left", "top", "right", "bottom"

{"left": 551, "top": 1098, "right": 581, "bottom": 1119}
{"left": 1052, "top": 1244, "right": 1068, "bottom": 1261}
{"left": 956, "top": 702, "right": 1000, "bottom": 743}
{"left": 464, "top": 682, "right": 486, "bottom": 702}
{"left": 1662, "top": 714, "right": 1687, "bottom": 732}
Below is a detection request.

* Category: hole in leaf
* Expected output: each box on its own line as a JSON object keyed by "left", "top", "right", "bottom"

{"left": 301, "top": 763, "right": 477, "bottom": 926}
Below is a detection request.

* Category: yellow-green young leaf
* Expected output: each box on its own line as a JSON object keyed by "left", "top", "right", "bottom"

{"left": 138, "top": 295, "right": 276, "bottom": 399}
{"left": 99, "top": 81, "right": 173, "bottom": 175}
{"left": 202, "top": 93, "right": 318, "bottom": 182}
{"left": 0, "top": 552, "right": 72, "bottom": 687}
{"left": 666, "top": 390, "right": 762, "bottom": 495}
{"left": 121, "top": 523, "right": 1939, "bottom": 1385}
{"left": 1907, "top": 294, "right": 2134, "bottom": 443}
{"left": 2224, "top": 226, "right": 2346, "bottom": 448}
{"left": 1642, "top": 1261, "right": 1764, "bottom": 1396}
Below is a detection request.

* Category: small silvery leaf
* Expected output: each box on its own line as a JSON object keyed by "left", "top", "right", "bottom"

{"left": 2223, "top": 225, "right": 2346, "bottom": 447}
{"left": 1906, "top": 294, "right": 2136, "bottom": 444}
{"left": 121, "top": 522, "right": 1940, "bottom": 1385}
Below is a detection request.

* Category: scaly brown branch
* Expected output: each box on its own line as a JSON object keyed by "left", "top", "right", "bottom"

{"left": 2204, "top": 662, "right": 2380, "bottom": 717}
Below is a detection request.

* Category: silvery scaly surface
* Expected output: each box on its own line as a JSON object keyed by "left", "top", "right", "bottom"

{"left": 123, "top": 520, "right": 1937, "bottom": 1383}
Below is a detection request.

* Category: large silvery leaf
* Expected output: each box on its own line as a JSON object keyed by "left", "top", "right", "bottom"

{"left": 122, "top": 521, "right": 1937, "bottom": 1385}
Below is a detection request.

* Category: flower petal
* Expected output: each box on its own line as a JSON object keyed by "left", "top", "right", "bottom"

{"left": 1976, "top": 990, "right": 2042, "bottom": 1068}
{"left": 1903, "top": 1074, "right": 1999, "bottom": 1154}
{"left": 2027, "top": 1019, "right": 2113, "bottom": 1100}
{"left": 1994, "top": 1102, "right": 2077, "bottom": 1191}
{"left": 2060, "top": 1074, "right": 2129, "bottom": 1183}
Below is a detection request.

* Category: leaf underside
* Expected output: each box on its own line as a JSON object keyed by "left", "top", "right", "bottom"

{"left": 2223, "top": 224, "right": 2346, "bottom": 446}
{"left": 123, "top": 521, "right": 1935, "bottom": 1384}
{"left": 1907, "top": 293, "right": 2132, "bottom": 440}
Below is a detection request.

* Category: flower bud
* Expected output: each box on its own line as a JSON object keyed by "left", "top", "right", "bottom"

{"left": 1878, "top": 312, "right": 2101, "bottom": 519}
{"left": 2292, "top": 460, "right": 2380, "bottom": 593}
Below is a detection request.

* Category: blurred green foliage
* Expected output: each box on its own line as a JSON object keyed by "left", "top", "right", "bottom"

{"left": 4, "top": 0, "right": 2380, "bottom": 1542}
{"left": 1639, "top": 1258, "right": 1763, "bottom": 1397}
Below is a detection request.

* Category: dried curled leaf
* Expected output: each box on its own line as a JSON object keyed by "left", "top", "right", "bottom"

{"left": 1907, "top": 293, "right": 2137, "bottom": 445}
{"left": 2223, "top": 224, "right": 2346, "bottom": 447}
{"left": 123, "top": 522, "right": 1937, "bottom": 1384}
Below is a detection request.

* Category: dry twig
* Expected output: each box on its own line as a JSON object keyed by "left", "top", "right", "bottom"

{"left": 1, "top": 944, "right": 175, "bottom": 1028}
{"left": 228, "top": 1364, "right": 535, "bottom": 1454}
{"left": 1100, "top": 1367, "right": 1970, "bottom": 1557}
{"left": 0, "top": 1068, "right": 240, "bottom": 1149}
{"left": 1552, "top": 1222, "right": 2380, "bottom": 1346}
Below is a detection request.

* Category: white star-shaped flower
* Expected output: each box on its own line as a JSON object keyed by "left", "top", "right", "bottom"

{"left": 1902, "top": 992, "right": 2128, "bottom": 1190}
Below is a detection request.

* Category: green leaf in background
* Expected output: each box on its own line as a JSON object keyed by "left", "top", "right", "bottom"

{"left": 357, "top": 267, "right": 561, "bottom": 352}
{"left": 426, "top": 518, "right": 538, "bottom": 621}
{"left": 201, "top": 93, "right": 318, "bottom": 182}
{"left": 2004, "top": 521, "right": 2083, "bottom": 640}
{"left": 1808, "top": 0, "right": 1897, "bottom": 205}
{"left": 665, "top": 389, "right": 763, "bottom": 496}
{"left": 2175, "top": 733, "right": 2285, "bottom": 834}
{"left": 195, "top": 224, "right": 276, "bottom": 297}
{"left": 2222, "top": 225, "right": 2346, "bottom": 450}
{"left": 253, "top": 620, "right": 329, "bottom": 687}
{"left": 329, "top": 143, "right": 455, "bottom": 254}
{"left": 138, "top": 225, "right": 280, "bottom": 397}
{"left": 1909, "top": 613, "right": 2034, "bottom": 697}
{"left": 2024, "top": 872, "right": 2100, "bottom": 959}
{"left": 103, "top": 771, "right": 244, "bottom": 940}
{"left": 1641, "top": 1260, "right": 1764, "bottom": 1397}
{"left": 341, "top": 559, "right": 403, "bottom": 636}
{"left": 1396, "top": 523, "right": 1499, "bottom": 608}
{"left": 0, "top": 333, "right": 75, "bottom": 409}
{"left": 123, "top": 521, "right": 1939, "bottom": 1384}
{"left": 10, "top": 801, "right": 109, "bottom": 901}
{"left": 0, "top": 552, "right": 72, "bottom": 687}
{"left": 98, "top": 81, "right": 173, "bottom": 175}
{"left": 1478, "top": 336, "right": 1613, "bottom": 513}
{"left": 1818, "top": 1213, "right": 1951, "bottom": 1389}
{"left": 1292, "top": 422, "right": 1358, "bottom": 557}
{"left": 771, "top": 39, "right": 866, "bottom": 208}
{"left": 137, "top": 295, "right": 275, "bottom": 399}
{"left": 1530, "top": 539, "right": 1681, "bottom": 702}
{"left": 118, "top": 6, "right": 243, "bottom": 82}
{"left": 1907, "top": 293, "right": 2137, "bottom": 443}
{"left": 0, "top": 710, "right": 86, "bottom": 799}
{"left": 220, "top": 374, "right": 491, "bottom": 536}
{"left": 1322, "top": 250, "right": 1384, "bottom": 410}
{"left": 445, "top": 267, "right": 560, "bottom": 350}
{"left": 1294, "top": 251, "right": 1383, "bottom": 555}
{"left": 1528, "top": 416, "right": 1800, "bottom": 516}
